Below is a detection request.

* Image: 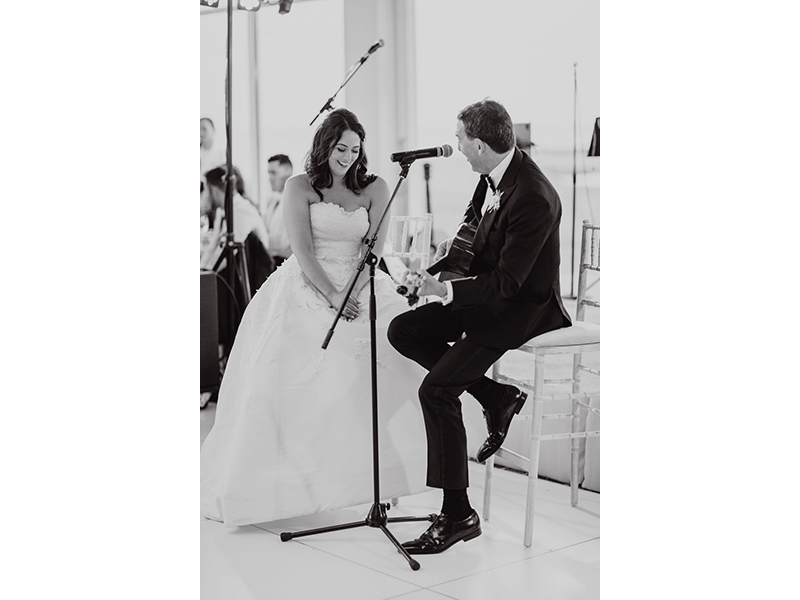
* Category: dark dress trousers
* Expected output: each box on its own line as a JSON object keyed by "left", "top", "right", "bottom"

{"left": 388, "top": 148, "right": 571, "bottom": 489}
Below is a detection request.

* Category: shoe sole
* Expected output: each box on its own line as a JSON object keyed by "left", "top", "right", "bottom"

{"left": 403, "top": 527, "right": 482, "bottom": 555}
{"left": 461, "top": 528, "right": 482, "bottom": 543}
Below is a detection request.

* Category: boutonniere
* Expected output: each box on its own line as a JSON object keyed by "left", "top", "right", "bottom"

{"left": 486, "top": 189, "right": 504, "bottom": 213}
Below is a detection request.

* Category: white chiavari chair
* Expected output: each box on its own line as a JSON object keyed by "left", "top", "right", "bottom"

{"left": 382, "top": 213, "right": 433, "bottom": 281}
{"left": 482, "top": 220, "right": 600, "bottom": 547}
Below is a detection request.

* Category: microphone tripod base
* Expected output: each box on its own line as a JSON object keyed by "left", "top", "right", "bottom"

{"left": 280, "top": 502, "right": 435, "bottom": 571}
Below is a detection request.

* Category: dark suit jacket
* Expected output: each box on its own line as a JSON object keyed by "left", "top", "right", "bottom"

{"left": 450, "top": 148, "right": 572, "bottom": 349}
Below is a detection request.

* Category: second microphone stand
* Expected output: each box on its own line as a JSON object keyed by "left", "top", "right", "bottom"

{"left": 280, "top": 161, "right": 435, "bottom": 571}
{"left": 309, "top": 42, "right": 379, "bottom": 127}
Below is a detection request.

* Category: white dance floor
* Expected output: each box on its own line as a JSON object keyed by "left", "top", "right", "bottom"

{"left": 200, "top": 404, "right": 599, "bottom": 599}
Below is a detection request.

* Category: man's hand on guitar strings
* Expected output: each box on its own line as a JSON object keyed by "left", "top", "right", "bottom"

{"left": 405, "top": 270, "right": 446, "bottom": 299}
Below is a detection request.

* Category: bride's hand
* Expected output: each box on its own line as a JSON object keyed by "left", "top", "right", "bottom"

{"left": 328, "top": 290, "right": 360, "bottom": 321}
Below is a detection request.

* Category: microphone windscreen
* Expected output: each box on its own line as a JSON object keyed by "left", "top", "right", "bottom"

{"left": 441, "top": 144, "right": 453, "bottom": 158}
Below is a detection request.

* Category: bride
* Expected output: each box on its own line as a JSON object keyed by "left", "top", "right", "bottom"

{"left": 200, "top": 108, "right": 429, "bottom": 527}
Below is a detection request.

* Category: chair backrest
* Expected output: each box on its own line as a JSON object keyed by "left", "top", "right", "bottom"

{"left": 576, "top": 220, "right": 600, "bottom": 322}
{"left": 383, "top": 214, "right": 433, "bottom": 276}
{"left": 244, "top": 230, "right": 275, "bottom": 291}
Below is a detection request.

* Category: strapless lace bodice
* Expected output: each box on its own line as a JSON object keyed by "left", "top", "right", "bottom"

{"left": 308, "top": 202, "right": 369, "bottom": 290}
{"left": 310, "top": 201, "right": 369, "bottom": 260}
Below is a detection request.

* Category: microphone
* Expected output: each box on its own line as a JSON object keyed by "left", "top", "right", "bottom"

{"left": 390, "top": 144, "right": 453, "bottom": 163}
{"left": 361, "top": 39, "right": 384, "bottom": 61}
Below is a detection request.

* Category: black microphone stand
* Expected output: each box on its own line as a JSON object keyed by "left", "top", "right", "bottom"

{"left": 217, "top": 0, "right": 252, "bottom": 358}
{"left": 204, "top": 0, "right": 252, "bottom": 375}
{"left": 309, "top": 42, "right": 381, "bottom": 127}
{"left": 280, "top": 160, "right": 435, "bottom": 571}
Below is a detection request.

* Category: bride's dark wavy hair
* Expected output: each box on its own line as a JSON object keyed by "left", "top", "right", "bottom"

{"left": 304, "top": 108, "right": 376, "bottom": 195}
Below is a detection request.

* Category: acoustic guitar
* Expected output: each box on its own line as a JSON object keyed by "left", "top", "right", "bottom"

{"left": 396, "top": 222, "right": 477, "bottom": 306}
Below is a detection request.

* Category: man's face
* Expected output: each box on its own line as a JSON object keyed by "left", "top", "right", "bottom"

{"left": 268, "top": 161, "right": 292, "bottom": 192}
{"left": 455, "top": 119, "right": 484, "bottom": 173}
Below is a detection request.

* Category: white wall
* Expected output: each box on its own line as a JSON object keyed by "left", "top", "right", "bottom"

{"left": 253, "top": 0, "right": 346, "bottom": 208}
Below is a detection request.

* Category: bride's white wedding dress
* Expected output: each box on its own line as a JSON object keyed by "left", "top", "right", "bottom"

{"left": 201, "top": 201, "right": 429, "bottom": 526}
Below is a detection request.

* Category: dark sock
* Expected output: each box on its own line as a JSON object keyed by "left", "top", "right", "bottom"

{"left": 441, "top": 489, "right": 472, "bottom": 521}
{"left": 473, "top": 381, "right": 508, "bottom": 412}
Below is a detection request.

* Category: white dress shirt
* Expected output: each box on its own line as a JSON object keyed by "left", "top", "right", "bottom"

{"left": 261, "top": 191, "right": 292, "bottom": 259}
{"left": 232, "top": 193, "right": 270, "bottom": 250}
{"left": 200, "top": 143, "right": 226, "bottom": 177}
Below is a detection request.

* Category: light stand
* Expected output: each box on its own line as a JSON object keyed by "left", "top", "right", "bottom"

{"left": 567, "top": 67, "right": 600, "bottom": 299}
{"left": 568, "top": 62, "right": 578, "bottom": 298}
{"left": 280, "top": 161, "right": 436, "bottom": 571}
{"left": 202, "top": 0, "right": 264, "bottom": 364}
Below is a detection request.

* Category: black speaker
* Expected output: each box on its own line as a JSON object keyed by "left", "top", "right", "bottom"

{"left": 200, "top": 271, "right": 220, "bottom": 391}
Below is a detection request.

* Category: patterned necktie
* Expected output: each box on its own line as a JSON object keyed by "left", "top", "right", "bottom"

{"left": 481, "top": 173, "right": 497, "bottom": 194}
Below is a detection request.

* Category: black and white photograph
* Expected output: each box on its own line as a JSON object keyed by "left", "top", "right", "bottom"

{"left": 4, "top": 0, "right": 800, "bottom": 598}
{"left": 198, "top": 0, "right": 599, "bottom": 597}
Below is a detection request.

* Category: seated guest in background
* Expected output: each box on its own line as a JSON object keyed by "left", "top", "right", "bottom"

{"left": 260, "top": 153, "right": 294, "bottom": 267}
{"left": 200, "top": 117, "right": 226, "bottom": 178}
{"left": 200, "top": 165, "right": 270, "bottom": 271}
{"left": 199, "top": 180, "right": 219, "bottom": 264}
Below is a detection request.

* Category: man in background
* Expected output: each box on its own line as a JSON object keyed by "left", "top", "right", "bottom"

{"left": 260, "top": 154, "right": 293, "bottom": 267}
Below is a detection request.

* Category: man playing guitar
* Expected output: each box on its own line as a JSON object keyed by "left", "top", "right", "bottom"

{"left": 388, "top": 99, "right": 572, "bottom": 555}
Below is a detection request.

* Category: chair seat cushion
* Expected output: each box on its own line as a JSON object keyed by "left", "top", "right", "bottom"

{"left": 523, "top": 321, "right": 600, "bottom": 348}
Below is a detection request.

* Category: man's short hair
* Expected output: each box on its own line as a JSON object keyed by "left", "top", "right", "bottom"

{"left": 457, "top": 99, "right": 515, "bottom": 154}
{"left": 268, "top": 154, "right": 293, "bottom": 169}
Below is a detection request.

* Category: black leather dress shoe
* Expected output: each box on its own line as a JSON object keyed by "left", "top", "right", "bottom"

{"left": 401, "top": 510, "right": 481, "bottom": 555}
{"left": 476, "top": 386, "right": 528, "bottom": 463}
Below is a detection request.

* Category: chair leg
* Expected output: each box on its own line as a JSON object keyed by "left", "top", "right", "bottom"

{"left": 524, "top": 353, "right": 546, "bottom": 548}
{"left": 570, "top": 352, "right": 583, "bottom": 507}
{"left": 483, "top": 360, "right": 501, "bottom": 521}
{"left": 482, "top": 454, "right": 494, "bottom": 521}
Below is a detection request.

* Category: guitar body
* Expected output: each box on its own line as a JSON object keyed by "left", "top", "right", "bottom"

{"left": 430, "top": 222, "right": 477, "bottom": 281}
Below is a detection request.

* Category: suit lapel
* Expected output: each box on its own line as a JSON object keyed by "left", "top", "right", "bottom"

{"left": 471, "top": 149, "right": 524, "bottom": 255}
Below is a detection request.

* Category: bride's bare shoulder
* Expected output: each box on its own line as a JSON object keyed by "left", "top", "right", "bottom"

{"left": 286, "top": 173, "right": 311, "bottom": 191}
{"left": 365, "top": 175, "right": 390, "bottom": 208}
{"left": 285, "top": 174, "right": 317, "bottom": 202}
